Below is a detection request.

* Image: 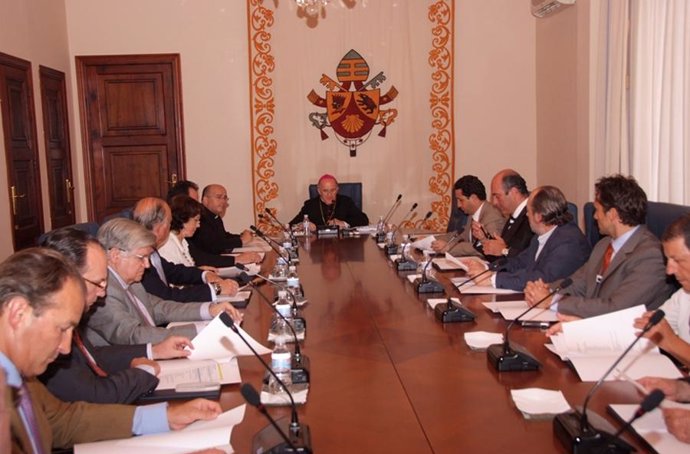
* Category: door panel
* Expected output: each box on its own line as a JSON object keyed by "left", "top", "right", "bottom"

{"left": 40, "top": 65, "right": 75, "bottom": 229}
{"left": 0, "top": 52, "right": 44, "bottom": 249}
{"left": 76, "top": 54, "right": 185, "bottom": 222}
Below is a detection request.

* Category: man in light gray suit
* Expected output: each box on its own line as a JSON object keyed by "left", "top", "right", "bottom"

{"left": 85, "top": 218, "right": 243, "bottom": 346}
{"left": 526, "top": 174, "right": 674, "bottom": 319}
{"left": 431, "top": 175, "right": 505, "bottom": 257}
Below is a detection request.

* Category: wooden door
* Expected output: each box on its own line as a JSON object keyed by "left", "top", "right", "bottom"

{"left": 0, "top": 52, "right": 44, "bottom": 250}
{"left": 40, "top": 66, "right": 75, "bottom": 229}
{"left": 76, "top": 54, "right": 185, "bottom": 222}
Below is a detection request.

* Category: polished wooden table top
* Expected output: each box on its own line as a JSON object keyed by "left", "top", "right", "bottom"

{"left": 223, "top": 236, "right": 645, "bottom": 453}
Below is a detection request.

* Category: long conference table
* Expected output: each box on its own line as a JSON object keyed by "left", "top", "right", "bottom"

{"left": 221, "top": 235, "right": 647, "bottom": 453}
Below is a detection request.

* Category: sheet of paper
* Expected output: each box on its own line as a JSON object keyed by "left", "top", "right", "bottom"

{"left": 510, "top": 388, "right": 571, "bottom": 417}
{"left": 432, "top": 253, "right": 468, "bottom": 272}
{"left": 233, "top": 237, "right": 272, "bottom": 252}
{"left": 463, "top": 331, "right": 503, "bottom": 350}
{"left": 260, "top": 387, "right": 309, "bottom": 406}
{"left": 457, "top": 285, "right": 519, "bottom": 295}
{"left": 156, "top": 357, "right": 241, "bottom": 390}
{"left": 217, "top": 263, "right": 260, "bottom": 278}
{"left": 482, "top": 300, "right": 529, "bottom": 313}
{"left": 427, "top": 298, "right": 454, "bottom": 309}
{"left": 225, "top": 252, "right": 265, "bottom": 262}
{"left": 74, "top": 405, "right": 246, "bottom": 454}
{"left": 609, "top": 404, "right": 690, "bottom": 454}
{"left": 410, "top": 235, "right": 435, "bottom": 251}
{"left": 499, "top": 307, "right": 558, "bottom": 322}
{"left": 560, "top": 305, "right": 656, "bottom": 355}
{"left": 188, "top": 314, "right": 271, "bottom": 361}
{"left": 569, "top": 351, "right": 683, "bottom": 381}
{"left": 406, "top": 274, "right": 422, "bottom": 283}
{"left": 216, "top": 290, "right": 252, "bottom": 303}
{"left": 166, "top": 321, "right": 210, "bottom": 331}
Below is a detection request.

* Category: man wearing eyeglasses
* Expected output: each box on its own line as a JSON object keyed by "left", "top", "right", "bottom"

{"left": 39, "top": 228, "right": 193, "bottom": 404}
{"left": 84, "top": 218, "right": 243, "bottom": 346}
{"left": 189, "top": 184, "right": 256, "bottom": 257}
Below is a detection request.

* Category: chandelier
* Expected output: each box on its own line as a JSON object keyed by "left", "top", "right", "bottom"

{"left": 295, "top": 0, "right": 330, "bottom": 17}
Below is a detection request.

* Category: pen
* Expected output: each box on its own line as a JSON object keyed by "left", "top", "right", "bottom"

{"left": 480, "top": 224, "right": 494, "bottom": 240}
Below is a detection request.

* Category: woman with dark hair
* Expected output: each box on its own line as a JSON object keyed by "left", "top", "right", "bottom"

{"left": 159, "top": 195, "right": 215, "bottom": 269}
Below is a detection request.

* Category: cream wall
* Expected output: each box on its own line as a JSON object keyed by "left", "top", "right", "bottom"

{"left": 0, "top": 0, "right": 583, "bottom": 259}
{"left": 0, "top": 0, "right": 71, "bottom": 259}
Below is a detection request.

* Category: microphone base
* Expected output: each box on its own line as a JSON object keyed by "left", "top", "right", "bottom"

{"left": 287, "top": 248, "right": 299, "bottom": 263}
{"left": 252, "top": 417, "right": 313, "bottom": 454}
{"left": 395, "top": 258, "right": 417, "bottom": 271}
{"left": 553, "top": 409, "right": 633, "bottom": 454}
{"left": 434, "top": 301, "right": 476, "bottom": 323}
{"left": 375, "top": 232, "right": 386, "bottom": 243}
{"left": 291, "top": 354, "right": 311, "bottom": 385}
{"left": 486, "top": 343, "right": 541, "bottom": 372}
{"left": 316, "top": 226, "right": 339, "bottom": 237}
{"left": 413, "top": 277, "right": 445, "bottom": 294}
{"left": 385, "top": 244, "right": 399, "bottom": 256}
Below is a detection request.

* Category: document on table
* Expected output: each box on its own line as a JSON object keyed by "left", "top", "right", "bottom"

{"left": 510, "top": 388, "right": 571, "bottom": 419}
{"left": 217, "top": 263, "right": 260, "bottom": 278}
{"left": 609, "top": 404, "right": 690, "bottom": 454}
{"left": 482, "top": 300, "right": 530, "bottom": 313}
{"left": 188, "top": 313, "right": 272, "bottom": 361}
{"left": 156, "top": 357, "right": 240, "bottom": 390}
{"left": 233, "top": 237, "right": 272, "bottom": 252}
{"left": 74, "top": 404, "right": 245, "bottom": 454}
{"left": 432, "top": 253, "right": 469, "bottom": 271}
{"left": 225, "top": 252, "right": 265, "bottom": 262}
{"left": 498, "top": 307, "right": 558, "bottom": 322}
{"left": 547, "top": 305, "right": 683, "bottom": 381}
{"left": 215, "top": 290, "right": 252, "bottom": 304}
{"left": 410, "top": 235, "right": 435, "bottom": 251}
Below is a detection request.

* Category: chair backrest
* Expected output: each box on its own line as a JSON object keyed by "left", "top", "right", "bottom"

{"left": 566, "top": 202, "right": 578, "bottom": 227}
{"left": 36, "top": 221, "right": 101, "bottom": 246}
{"left": 102, "top": 206, "right": 134, "bottom": 224}
{"left": 308, "top": 182, "right": 363, "bottom": 210}
{"left": 446, "top": 189, "right": 466, "bottom": 233}
{"left": 583, "top": 200, "right": 690, "bottom": 247}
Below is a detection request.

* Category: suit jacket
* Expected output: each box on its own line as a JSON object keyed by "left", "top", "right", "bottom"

{"left": 477, "top": 206, "right": 534, "bottom": 261}
{"left": 189, "top": 205, "right": 242, "bottom": 255}
{"left": 495, "top": 223, "right": 591, "bottom": 291}
{"left": 8, "top": 378, "right": 134, "bottom": 453}
{"left": 289, "top": 194, "right": 369, "bottom": 227}
{"left": 84, "top": 270, "right": 201, "bottom": 346}
{"left": 141, "top": 251, "right": 214, "bottom": 302}
{"left": 557, "top": 225, "right": 675, "bottom": 318}
{"left": 39, "top": 326, "right": 158, "bottom": 404}
{"left": 449, "top": 202, "right": 506, "bottom": 257}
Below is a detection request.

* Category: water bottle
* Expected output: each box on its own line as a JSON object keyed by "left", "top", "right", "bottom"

{"left": 303, "top": 214, "right": 311, "bottom": 237}
{"left": 273, "top": 256, "right": 287, "bottom": 279}
{"left": 375, "top": 215, "right": 385, "bottom": 242}
{"left": 286, "top": 265, "right": 303, "bottom": 299}
{"left": 268, "top": 307, "right": 292, "bottom": 394}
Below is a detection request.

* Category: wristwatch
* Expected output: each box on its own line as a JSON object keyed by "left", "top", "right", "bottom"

{"left": 501, "top": 247, "right": 510, "bottom": 257}
{"left": 213, "top": 282, "right": 222, "bottom": 295}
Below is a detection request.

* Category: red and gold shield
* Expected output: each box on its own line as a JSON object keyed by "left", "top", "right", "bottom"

{"left": 327, "top": 89, "right": 379, "bottom": 139}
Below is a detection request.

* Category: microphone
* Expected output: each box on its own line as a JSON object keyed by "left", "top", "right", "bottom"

{"left": 375, "top": 194, "right": 403, "bottom": 243}
{"left": 553, "top": 309, "right": 665, "bottom": 454}
{"left": 386, "top": 202, "right": 418, "bottom": 255}
{"left": 611, "top": 389, "right": 665, "bottom": 440}
{"left": 487, "top": 277, "right": 572, "bottom": 372}
{"left": 241, "top": 383, "right": 299, "bottom": 452}
{"left": 455, "top": 257, "right": 508, "bottom": 290}
{"left": 221, "top": 314, "right": 312, "bottom": 453}
{"left": 251, "top": 225, "right": 292, "bottom": 266}
{"left": 413, "top": 251, "right": 445, "bottom": 294}
{"left": 245, "top": 278, "right": 310, "bottom": 384}
{"left": 264, "top": 208, "right": 300, "bottom": 249}
{"left": 418, "top": 210, "right": 433, "bottom": 229}
{"left": 394, "top": 235, "right": 418, "bottom": 272}
{"left": 382, "top": 194, "right": 403, "bottom": 225}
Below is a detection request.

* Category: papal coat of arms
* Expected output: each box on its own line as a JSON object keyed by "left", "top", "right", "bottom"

{"left": 307, "top": 49, "right": 398, "bottom": 156}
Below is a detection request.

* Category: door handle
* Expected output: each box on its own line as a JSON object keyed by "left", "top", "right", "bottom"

{"left": 169, "top": 173, "right": 178, "bottom": 186}
{"left": 65, "top": 178, "right": 74, "bottom": 204}
{"left": 10, "top": 185, "right": 26, "bottom": 216}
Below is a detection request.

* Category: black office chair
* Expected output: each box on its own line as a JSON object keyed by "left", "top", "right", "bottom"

{"left": 446, "top": 189, "right": 466, "bottom": 233}
{"left": 308, "top": 182, "right": 363, "bottom": 210}
{"left": 37, "top": 221, "right": 100, "bottom": 246}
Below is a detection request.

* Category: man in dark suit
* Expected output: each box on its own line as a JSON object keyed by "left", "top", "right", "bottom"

{"left": 0, "top": 248, "right": 221, "bottom": 453}
{"left": 134, "top": 197, "right": 241, "bottom": 302}
{"left": 526, "top": 174, "right": 674, "bottom": 319}
{"left": 473, "top": 169, "right": 534, "bottom": 261}
{"left": 464, "top": 186, "right": 591, "bottom": 291}
{"left": 39, "top": 228, "right": 192, "bottom": 404}
{"left": 189, "top": 184, "right": 261, "bottom": 257}
{"left": 289, "top": 174, "right": 369, "bottom": 230}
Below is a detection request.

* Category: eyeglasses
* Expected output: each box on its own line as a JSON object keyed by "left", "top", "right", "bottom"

{"left": 119, "top": 250, "right": 151, "bottom": 263}
{"left": 211, "top": 194, "right": 229, "bottom": 201}
{"left": 83, "top": 276, "right": 107, "bottom": 290}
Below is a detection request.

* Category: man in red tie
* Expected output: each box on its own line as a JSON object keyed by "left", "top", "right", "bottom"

{"left": 0, "top": 248, "right": 221, "bottom": 453}
{"left": 525, "top": 174, "right": 673, "bottom": 319}
{"left": 39, "top": 227, "right": 193, "bottom": 404}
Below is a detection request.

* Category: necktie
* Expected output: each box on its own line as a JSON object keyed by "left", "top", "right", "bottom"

{"left": 17, "top": 383, "right": 46, "bottom": 454}
{"left": 150, "top": 251, "right": 168, "bottom": 285}
{"left": 73, "top": 330, "right": 108, "bottom": 377}
{"left": 125, "top": 286, "right": 156, "bottom": 326}
{"left": 600, "top": 243, "right": 614, "bottom": 275}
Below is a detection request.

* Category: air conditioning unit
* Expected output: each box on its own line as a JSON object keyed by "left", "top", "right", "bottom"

{"left": 531, "top": 0, "right": 575, "bottom": 18}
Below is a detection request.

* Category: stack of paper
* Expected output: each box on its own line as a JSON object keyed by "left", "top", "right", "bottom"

{"left": 510, "top": 388, "right": 571, "bottom": 419}
{"left": 74, "top": 404, "right": 246, "bottom": 453}
{"left": 450, "top": 277, "right": 520, "bottom": 295}
{"left": 432, "top": 253, "right": 469, "bottom": 271}
{"left": 546, "top": 305, "right": 683, "bottom": 381}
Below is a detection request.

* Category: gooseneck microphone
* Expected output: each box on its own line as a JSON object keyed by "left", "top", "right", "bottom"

{"left": 611, "top": 389, "right": 665, "bottom": 440}
{"left": 264, "top": 208, "right": 299, "bottom": 247}
{"left": 487, "top": 277, "right": 572, "bottom": 372}
{"left": 251, "top": 225, "right": 292, "bottom": 265}
{"left": 456, "top": 257, "right": 508, "bottom": 290}
{"left": 241, "top": 383, "right": 298, "bottom": 452}
{"left": 413, "top": 251, "right": 445, "bottom": 294}
{"left": 386, "top": 203, "right": 418, "bottom": 255}
{"left": 553, "top": 309, "right": 665, "bottom": 454}
{"left": 244, "top": 276, "right": 310, "bottom": 384}
{"left": 221, "top": 313, "right": 313, "bottom": 453}
{"left": 382, "top": 194, "right": 403, "bottom": 226}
